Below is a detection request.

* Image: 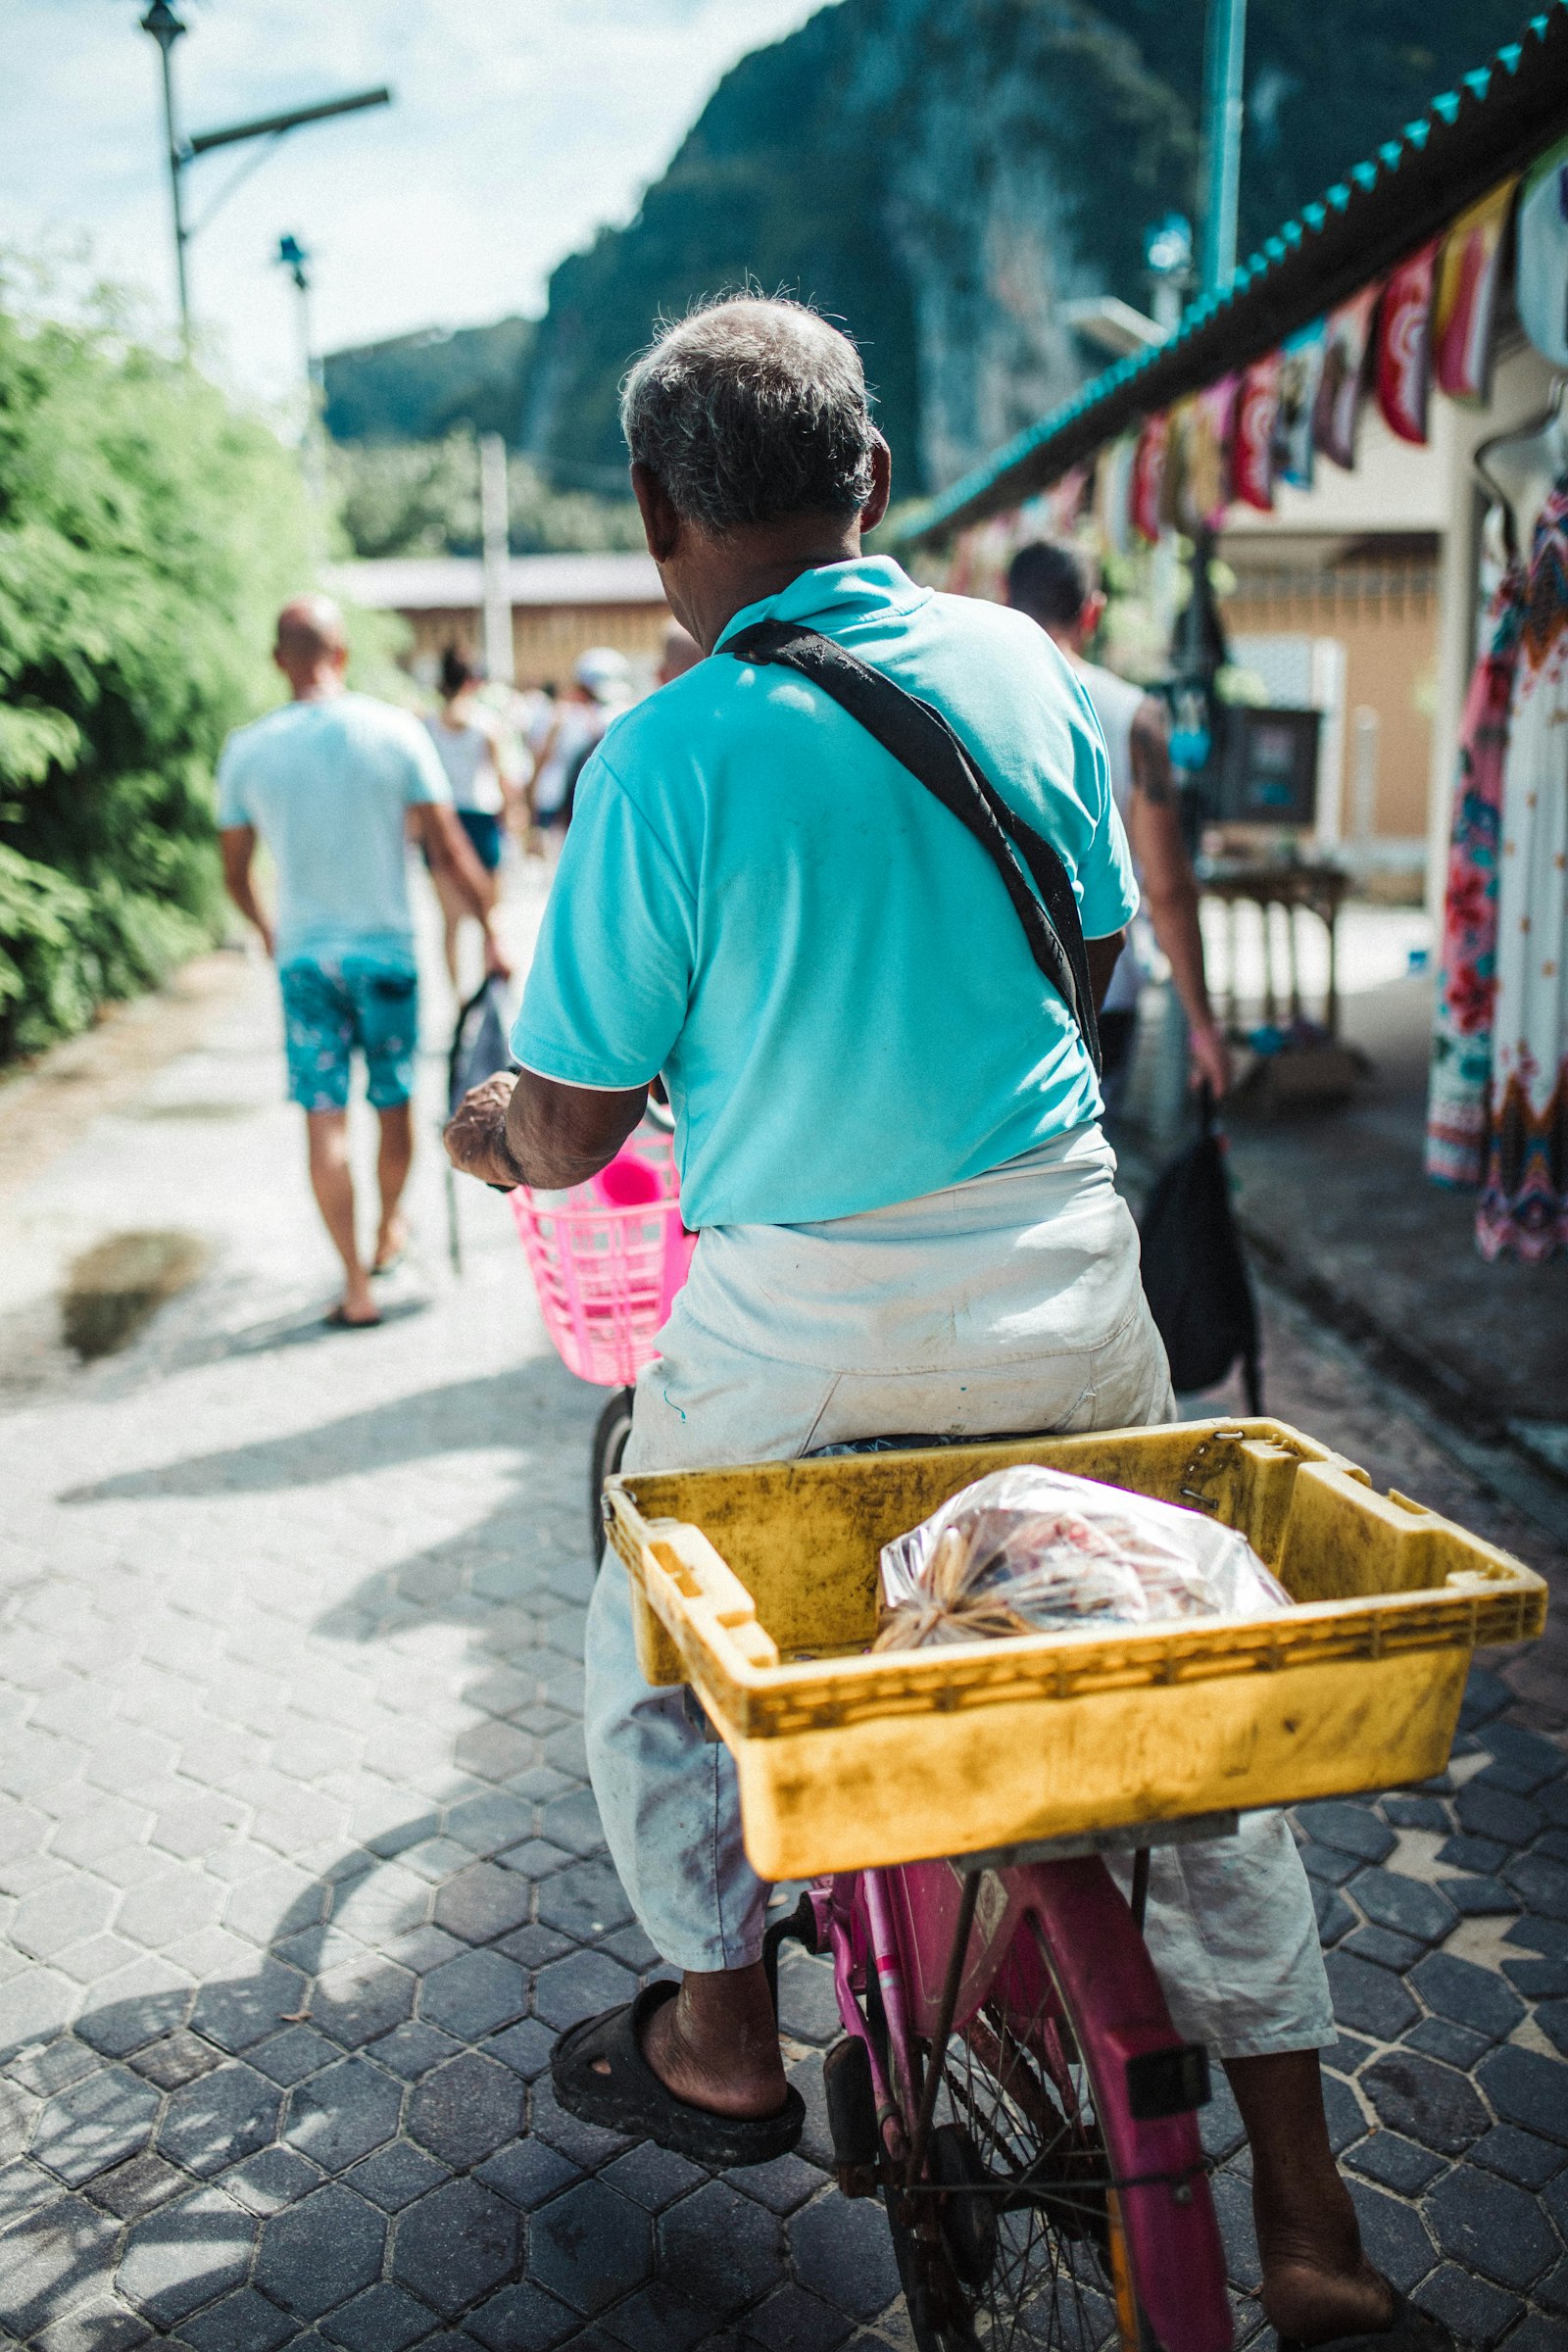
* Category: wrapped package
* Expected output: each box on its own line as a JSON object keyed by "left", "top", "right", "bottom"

{"left": 875, "top": 1466, "right": 1291, "bottom": 1651}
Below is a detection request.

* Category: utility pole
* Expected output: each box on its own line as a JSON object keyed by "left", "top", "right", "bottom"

{"left": 1200, "top": 0, "right": 1248, "bottom": 298}
{"left": 276, "top": 235, "right": 323, "bottom": 508}
{"left": 140, "top": 2, "right": 190, "bottom": 344}
{"left": 479, "top": 434, "right": 515, "bottom": 687}
{"left": 137, "top": 4, "right": 391, "bottom": 346}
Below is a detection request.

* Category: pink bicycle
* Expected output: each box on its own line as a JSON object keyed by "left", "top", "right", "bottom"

{"left": 761, "top": 1807, "right": 1232, "bottom": 2352}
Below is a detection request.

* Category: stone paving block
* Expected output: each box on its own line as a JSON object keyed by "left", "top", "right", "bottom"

{"left": 312, "top": 1959, "right": 417, "bottom": 2049}
{"left": 1505, "top": 2315, "right": 1568, "bottom": 2352}
{"left": 160, "top": 2060, "right": 282, "bottom": 2179}
{"left": 1476, "top": 2045, "right": 1568, "bottom": 2144}
{"left": 1323, "top": 1951, "right": 1419, "bottom": 2042}
{"left": 654, "top": 2179, "right": 786, "bottom": 2323}
{"left": 746, "top": 2283, "right": 856, "bottom": 2352}
{"left": 1210, "top": 2167, "right": 1262, "bottom": 2290}
{"left": 455, "top": 1723, "right": 536, "bottom": 1785}
{"left": 1363, "top": 2053, "right": 1488, "bottom": 2155}
{"left": 126, "top": 2027, "right": 221, "bottom": 2092}
{"left": 496, "top": 1839, "right": 571, "bottom": 1883}
{"left": 602, "top": 2141, "right": 707, "bottom": 2214}
{"left": 1538, "top": 1997, "right": 1568, "bottom": 2058}
{"left": 178, "top": 2285, "right": 299, "bottom": 2351}
{"left": 734, "top": 2154, "right": 827, "bottom": 2219}
{"left": 1444, "top": 1876, "right": 1522, "bottom": 1917}
{"left": 1456, "top": 1785, "right": 1544, "bottom": 1849}
{"left": 477, "top": 2135, "right": 580, "bottom": 2210}
{"left": 532, "top": 1948, "right": 637, "bottom": 2033}
{"left": 444, "top": 1793, "right": 535, "bottom": 1857}
{"left": 318, "top": 2280, "right": 436, "bottom": 2352}
{"left": 1404, "top": 2016, "right": 1494, "bottom": 2078}
{"left": 249, "top": 2022, "right": 340, "bottom": 2085}
{"left": 48, "top": 1796, "right": 153, "bottom": 1869}
{"left": 1345, "top": 2179, "right": 1437, "bottom": 2294}
{"left": 787, "top": 2192, "right": 900, "bottom": 2324}
{"left": 368, "top": 2020, "right": 464, "bottom": 2082}
{"left": 219, "top": 2143, "right": 322, "bottom": 2217}
{"left": 528, "top": 2175, "right": 653, "bottom": 2317}
{"left": 435, "top": 1862, "right": 535, "bottom": 1946}
{"left": 775, "top": 1958, "right": 840, "bottom": 2050}
{"left": 190, "top": 1962, "right": 309, "bottom": 2056}
{"left": 222, "top": 1864, "right": 328, "bottom": 1948}
{"left": 32, "top": 2061, "right": 161, "bottom": 2186}
{"left": 348, "top": 2136, "right": 452, "bottom": 2212}
{"left": 1472, "top": 2125, "right": 1565, "bottom": 2188}
{"left": 408, "top": 2051, "right": 524, "bottom": 2169}
{"left": 534, "top": 1857, "right": 634, "bottom": 1944}
{"left": 285, "top": 2055, "right": 404, "bottom": 2173}
{"left": 484, "top": 2018, "right": 555, "bottom": 2082}
{"left": 30, "top": 2293, "right": 155, "bottom": 2352}
{"left": 5, "top": 2034, "right": 100, "bottom": 2099}
{"left": 1444, "top": 2151, "right": 1555, "bottom": 2292}
{"left": 419, "top": 1949, "right": 526, "bottom": 2041}
{"left": 253, "top": 2180, "right": 386, "bottom": 2321}
{"left": 1476, "top": 1724, "right": 1563, "bottom": 1793}
{"left": 1344, "top": 2133, "right": 1445, "bottom": 2195}
{"left": 1541, "top": 2259, "right": 1568, "bottom": 2316}
{"left": 498, "top": 1925, "right": 573, "bottom": 1972}
{"left": 0, "top": 2073, "right": 37, "bottom": 2168}
{"left": 151, "top": 1794, "right": 250, "bottom": 1862}
{"left": 13, "top": 1874, "right": 114, "bottom": 1962}
{"left": 115, "top": 1871, "right": 226, "bottom": 1952}
{"left": 118, "top": 2183, "right": 255, "bottom": 2328}
{"left": 85, "top": 2147, "right": 188, "bottom": 2220}
{"left": 1298, "top": 1841, "right": 1360, "bottom": 1887}
{"left": 527, "top": 2076, "right": 631, "bottom": 2170}
{"left": 600, "top": 2280, "right": 712, "bottom": 2352}
{"left": 597, "top": 1925, "right": 662, "bottom": 1975}
{"left": 1504, "top": 1854, "right": 1568, "bottom": 1922}
{"left": 1296, "top": 1802, "right": 1396, "bottom": 1864}
{"left": 1415, "top": 2262, "right": 1524, "bottom": 2348}
{"left": 1341, "top": 1926, "right": 1424, "bottom": 1975}
{"left": 1310, "top": 1888, "right": 1356, "bottom": 1947}
{"left": 0, "top": 2185, "right": 121, "bottom": 2334}
{"left": 1348, "top": 1869, "right": 1457, "bottom": 1946}
{"left": 390, "top": 2175, "right": 519, "bottom": 2317}
{"left": 1381, "top": 1797, "right": 1451, "bottom": 1833}
{"left": 464, "top": 2279, "right": 578, "bottom": 2351}
{"left": 1437, "top": 1833, "right": 1508, "bottom": 1877}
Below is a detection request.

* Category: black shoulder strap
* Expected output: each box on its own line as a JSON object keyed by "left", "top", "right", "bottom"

{"left": 726, "top": 617, "right": 1102, "bottom": 1074}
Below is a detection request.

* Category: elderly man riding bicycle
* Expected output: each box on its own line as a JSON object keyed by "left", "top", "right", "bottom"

{"left": 447, "top": 295, "right": 1437, "bottom": 2352}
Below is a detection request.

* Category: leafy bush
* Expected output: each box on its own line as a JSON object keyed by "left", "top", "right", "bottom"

{"left": 0, "top": 291, "right": 314, "bottom": 1060}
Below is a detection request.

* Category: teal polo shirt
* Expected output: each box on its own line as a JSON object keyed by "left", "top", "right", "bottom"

{"left": 513, "top": 557, "right": 1137, "bottom": 1230}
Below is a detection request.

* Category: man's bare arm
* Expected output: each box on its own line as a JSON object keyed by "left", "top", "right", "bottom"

{"left": 414, "top": 803, "right": 511, "bottom": 974}
{"left": 1127, "top": 700, "right": 1232, "bottom": 1097}
{"left": 219, "top": 826, "right": 273, "bottom": 957}
{"left": 444, "top": 1069, "right": 647, "bottom": 1192}
{"left": 1085, "top": 930, "right": 1126, "bottom": 1011}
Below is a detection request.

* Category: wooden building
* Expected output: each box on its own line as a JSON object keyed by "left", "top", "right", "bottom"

{"left": 322, "top": 553, "right": 669, "bottom": 690}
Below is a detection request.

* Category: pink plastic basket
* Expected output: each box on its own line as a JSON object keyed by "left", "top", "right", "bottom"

{"left": 509, "top": 1128, "right": 696, "bottom": 1389}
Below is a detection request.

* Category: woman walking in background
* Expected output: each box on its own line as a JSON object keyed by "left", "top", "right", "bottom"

{"left": 423, "top": 649, "right": 517, "bottom": 988}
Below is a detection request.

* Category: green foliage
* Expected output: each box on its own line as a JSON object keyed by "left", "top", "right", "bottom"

{"left": 322, "top": 315, "right": 535, "bottom": 445}
{"left": 329, "top": 430, "right": 643, "bottom": 562}
{"left": 0, "top": 292, "right": 315, "bottom": 1060}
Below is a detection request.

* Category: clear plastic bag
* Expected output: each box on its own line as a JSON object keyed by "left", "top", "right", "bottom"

{"left": 875, "top": 1465, "right": 1291, "bottom": 1651}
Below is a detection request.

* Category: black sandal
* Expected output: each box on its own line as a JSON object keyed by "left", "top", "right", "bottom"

{"left": 550, "top": 1981, "right": 806, "bottom": 2168}
{"left": 1280, "top": 2290, "right": 1455, "bottom": 2352}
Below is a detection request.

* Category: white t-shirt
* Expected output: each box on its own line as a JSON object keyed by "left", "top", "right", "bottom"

{"left": 217, "top": 692, "right": 450, "bottom": 965}
{"left": 531, "top": 701, "right": 606, "bottom": 818}
{"left": 423, "top": 713, "right": 503, "bottom": 814}
{"left": 1076, "top": 660, "right": 1152, "bottom": 1015}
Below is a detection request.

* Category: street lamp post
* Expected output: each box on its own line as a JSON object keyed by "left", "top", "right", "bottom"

{"left": 139, "top": 1, "right": 190, "bottom": 343}
{"left": 1200, "top": 0, "right": 1248, "bottom": 299}
{"left": 275, "top": 234, "right": 324, "bottom": 507}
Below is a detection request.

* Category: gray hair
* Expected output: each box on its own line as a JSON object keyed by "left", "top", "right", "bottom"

{"left": 619, "top": 296, "right": 878, "bottom": 533}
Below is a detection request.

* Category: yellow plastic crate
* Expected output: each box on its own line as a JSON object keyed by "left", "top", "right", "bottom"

{"left": 602, "top": 1418, "right": 1547, "bottom": 1882}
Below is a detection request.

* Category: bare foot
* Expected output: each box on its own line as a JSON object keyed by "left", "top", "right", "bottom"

{"left": 601, "top": 1969, "right": 789, "bottom": 2120}
{"left": 372, "top": 1215, "right": 407, "bottom": 1274}
{"left": 1262, "top": 2253, "right": 1396, "bottom": 2345}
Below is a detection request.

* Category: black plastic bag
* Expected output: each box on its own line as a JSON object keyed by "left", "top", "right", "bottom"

{"left": 1138, "top": 1089, "right": 1262, "bottom": 1410}
{"left": 448, "top": 977, "right": 513, "bottom": 1117}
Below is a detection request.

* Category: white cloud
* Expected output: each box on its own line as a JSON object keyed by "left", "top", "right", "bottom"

{"left": 3, "top": 0, "right": 830, "bottom": 407}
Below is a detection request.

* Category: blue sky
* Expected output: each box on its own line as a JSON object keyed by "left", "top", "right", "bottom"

{"left": 4, "top": 0, "right": 826, "bottom": 410}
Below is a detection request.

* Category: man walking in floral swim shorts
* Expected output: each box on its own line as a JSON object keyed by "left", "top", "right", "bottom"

{"left": 220, "top": 595, "right": 506, "bottom": 1327}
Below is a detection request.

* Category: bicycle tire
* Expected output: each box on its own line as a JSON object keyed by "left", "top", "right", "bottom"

{"left": 878, "top": 1859, "right": 1227, "bottom": 2352}
{"left": 589, "top": 1387, "right": 636, "bottom": 1563}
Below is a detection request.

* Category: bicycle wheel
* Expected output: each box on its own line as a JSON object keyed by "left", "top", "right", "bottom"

{"left": 589, "top": 1387, "right": 636, "bottom": 1562}
{"left": 895, "top": 1916, "right": 1144, "bottom": 2352}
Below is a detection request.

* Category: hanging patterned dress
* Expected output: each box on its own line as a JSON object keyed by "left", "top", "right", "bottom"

{"left": 1425, "top": 568, "right": 1523, "bottom": 1185}
{"left": 1477, "top": 476, "right": 1568, "bottom": 1261}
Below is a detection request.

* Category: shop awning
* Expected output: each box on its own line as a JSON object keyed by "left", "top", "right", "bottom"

{"left": 888, "top": 4, "right": 1568, "bottom": 550}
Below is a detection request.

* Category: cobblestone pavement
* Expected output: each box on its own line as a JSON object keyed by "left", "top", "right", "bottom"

{"left": 0, "top": 902, "right": 1564, "bottom": 2352}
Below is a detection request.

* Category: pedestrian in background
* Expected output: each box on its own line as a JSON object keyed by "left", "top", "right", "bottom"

{"left": 219, "top": 596, "right": 507, "bottom": 1329}
{"left": 1007, "top": 542, "right": 1231, "bottom": 1106}
{"left": 422, "top": 647, "right": 520, "bottom": 990}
